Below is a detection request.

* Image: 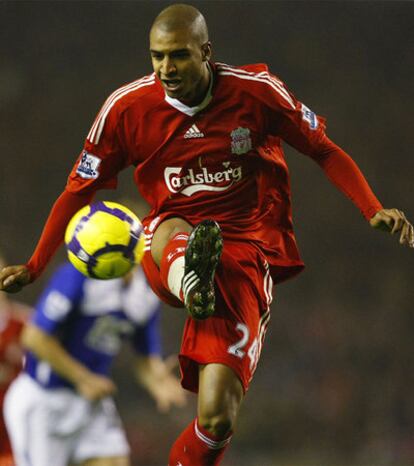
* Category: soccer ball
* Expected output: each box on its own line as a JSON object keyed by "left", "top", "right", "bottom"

{"left": 65, "top": 201, "right": 145, "bottom": 279}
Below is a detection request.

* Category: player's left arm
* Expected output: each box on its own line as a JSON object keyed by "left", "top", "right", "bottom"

{"left": 309, "top": 136, "right": 414, "bottom": 247}
{"left": 265, "top": 77, "right": 413, "bottom": 247}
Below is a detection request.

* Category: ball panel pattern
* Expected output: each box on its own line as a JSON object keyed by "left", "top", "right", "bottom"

{"left": 64, "top": 201, "right": 145, "bottom": 279}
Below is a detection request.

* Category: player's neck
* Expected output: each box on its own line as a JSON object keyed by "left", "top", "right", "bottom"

{"left": 180, "top": 63, "right": 211, "bottom": 107}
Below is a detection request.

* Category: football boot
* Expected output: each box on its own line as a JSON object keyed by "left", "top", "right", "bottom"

{"left": 182, "top": 220, "right": 223, "bottom": 320}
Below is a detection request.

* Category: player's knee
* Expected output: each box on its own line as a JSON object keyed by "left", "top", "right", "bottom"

{"left": 198, "top": 413, "right": 234, "bottom": 438}
{"left": 168, "top": 218, "right": 192, "bottom": 238}
{"left": 151, "top": 217, "right": 192, "bottom": 266}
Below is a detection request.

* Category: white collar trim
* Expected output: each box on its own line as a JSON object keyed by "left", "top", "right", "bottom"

{"left": 164, "top": 63, "right": 213, "bottom": 116}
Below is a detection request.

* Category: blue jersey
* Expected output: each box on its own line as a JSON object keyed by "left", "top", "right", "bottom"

{"left": 24, "top": 263, "right": 161, "bottom": 389}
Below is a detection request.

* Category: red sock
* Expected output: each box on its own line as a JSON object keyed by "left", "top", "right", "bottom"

{"left": 160, "top": 232, "right": 189, "bottom": 302}
{"left": 168, "top": 418, "right": 232, "bottom": 466}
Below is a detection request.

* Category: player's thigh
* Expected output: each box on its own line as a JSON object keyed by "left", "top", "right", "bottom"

{"left": 77, "top": 456, "right": 130, "bottom": 466}
{"left": 151, "top": 216, "right": 192, "bottom": 265}
{"left": 180, "top": 242, "right": 273, "bottom": 394}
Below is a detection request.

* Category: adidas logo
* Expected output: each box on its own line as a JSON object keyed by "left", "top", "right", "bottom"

{"left": 184, "top": 124, "right": 204, "bottom": 139}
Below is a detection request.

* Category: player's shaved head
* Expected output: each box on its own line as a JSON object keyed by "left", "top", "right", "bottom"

{"left": 150, "top": 3, "right": 209, "bottom": 44}
{"left": 149, "top": 4, "right": 212, "bottom": 105}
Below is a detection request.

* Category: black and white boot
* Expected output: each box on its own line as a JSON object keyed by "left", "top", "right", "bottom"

{"left": 182, "top": 220, "right": 223, "bottom": 320}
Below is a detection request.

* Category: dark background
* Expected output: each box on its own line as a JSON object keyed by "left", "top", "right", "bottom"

{"left": 1, "top": 1, "right": 413, "bottom": 465}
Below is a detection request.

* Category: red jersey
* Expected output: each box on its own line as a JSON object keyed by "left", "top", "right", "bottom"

{"left": 61, "top": 62, "right": 381, "bottom": 282}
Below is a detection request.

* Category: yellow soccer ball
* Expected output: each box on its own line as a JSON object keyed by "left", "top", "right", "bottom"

{"left": 65, "top": 201, "right": 145, "bottom": 279}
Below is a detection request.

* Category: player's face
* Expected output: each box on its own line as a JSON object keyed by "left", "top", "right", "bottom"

{"left": 150, "top": 27, "right": 211, "bottom": 106}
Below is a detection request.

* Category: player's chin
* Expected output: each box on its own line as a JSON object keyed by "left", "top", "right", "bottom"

{"left": 164, "top": 86, "right": 185, "bottom": 99}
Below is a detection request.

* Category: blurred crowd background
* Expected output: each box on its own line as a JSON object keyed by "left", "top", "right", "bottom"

{"left": 1, "top": 1, "right": 413, "bottom": 465}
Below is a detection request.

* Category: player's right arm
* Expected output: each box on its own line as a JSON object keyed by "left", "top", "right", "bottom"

{"left": 0, "top": 90, "right": 130, "bottom": 293}
{"left": 23, "top": 263, "right": 116, "bottom": 401}
{"left": 22, "top": 324, "right": 116, "bottom": 401}
{"left": 0, "top": 190, "right": 94, "bottom": 293}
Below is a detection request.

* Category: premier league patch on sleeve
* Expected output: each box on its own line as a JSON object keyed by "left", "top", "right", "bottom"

{"left": 301, "top": 103, "right": 319, "bottom": 130}
{"left": 76, "top": 151, "right": 102, "bottom": 179}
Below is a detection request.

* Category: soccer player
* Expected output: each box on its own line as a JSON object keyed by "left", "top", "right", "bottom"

{"left": 3, "top": 263, "right": 186, "bottom": 466}
{"left": 0, "top": 253, "right": 31, "bottom": 466}
{"left": 1, "top": 3, "right": 413, "bottom": 465}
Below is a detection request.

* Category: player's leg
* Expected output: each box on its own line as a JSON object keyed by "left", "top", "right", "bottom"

{"left": 150, "top": 217, "right": 223, "bottom": 319}
{"left": 168, "top": 241, "right": 274, "bottom": 465}
{"left": 197, "top": 363, "right": 244, "bottom": 437}
{"left": 168, "top": 363, "right": 243, "bottom": 466}
{"left": 78, "top": 456, "right": 130, "bottom": 466}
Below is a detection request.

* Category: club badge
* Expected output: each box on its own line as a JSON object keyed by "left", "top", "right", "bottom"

{"left": 231, "top": 127, "right": 252, "bottom": 155}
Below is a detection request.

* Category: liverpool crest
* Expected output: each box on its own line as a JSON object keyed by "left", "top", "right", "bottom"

{"left": 230, "top": 127, "right": 252, "bottom": 155}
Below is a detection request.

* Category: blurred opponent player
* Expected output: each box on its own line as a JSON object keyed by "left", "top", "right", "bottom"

{"left": 0, "top": 253, "right": 31, "bottom": 466}
{"left": 1, "top": 4, "right": 413, "bottom": 466}
{"left": 4, "top": 262, "right": 185, "bottom": 466}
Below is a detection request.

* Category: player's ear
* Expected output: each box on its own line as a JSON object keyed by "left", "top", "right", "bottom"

{"left": 201, "top": 42, "right": 212, "bottom": 61}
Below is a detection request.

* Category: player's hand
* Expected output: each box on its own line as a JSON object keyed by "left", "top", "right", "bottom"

{"left": 369, "top": 208, "right": 414, "bottom": 247}
{"left": 136, "top": 354, "right": 187, "bottom": 413}
{"left": 0, "top": 265, "right": 31, "bottom": 293}
{"left": 151, "top": 355, "right": 187, "bottom": 413}
{"left": 76, "top": 372, "right": 117, "bottom": 401}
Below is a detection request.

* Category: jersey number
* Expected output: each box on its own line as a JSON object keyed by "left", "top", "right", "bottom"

{"left": 227, "top": 323, "right": 260, "bottom": 371}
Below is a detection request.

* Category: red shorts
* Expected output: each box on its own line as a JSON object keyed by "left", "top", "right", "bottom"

{"left": 141, "top": 215, "right": 274, "bottom": 393}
